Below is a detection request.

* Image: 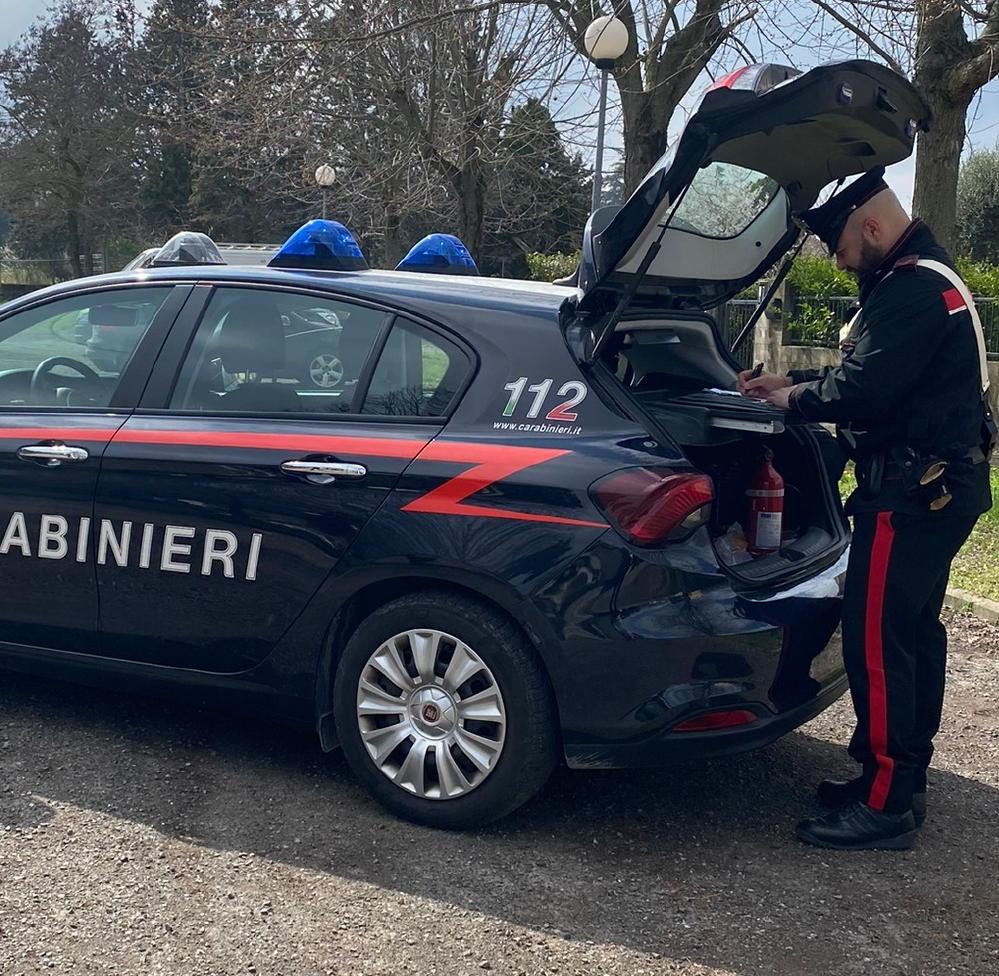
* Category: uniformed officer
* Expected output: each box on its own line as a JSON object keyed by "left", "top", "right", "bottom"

{"left": 741, "top": 167, "right": 995, "bottom": 851}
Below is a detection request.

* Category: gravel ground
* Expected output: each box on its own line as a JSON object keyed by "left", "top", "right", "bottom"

{"left": 1, "top": 612, "right": 997, "bottom": 976}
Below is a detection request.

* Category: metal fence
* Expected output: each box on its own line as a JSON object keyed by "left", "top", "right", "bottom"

{"left": 714, "top": 299, "right": 757, "bottom": 368}
{"left": 718, "top": 294, "right": 999, "bottom": 360}
{"left": 975, "top": 298, "right": 999, "bottom": 356}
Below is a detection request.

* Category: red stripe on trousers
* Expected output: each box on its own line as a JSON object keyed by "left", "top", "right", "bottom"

{"left": 866, "top": 511, "right": 896, "bottom": 811}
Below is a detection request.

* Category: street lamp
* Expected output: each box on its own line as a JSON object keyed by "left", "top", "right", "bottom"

{"left": 584, "top": 15, "right": 629, "bottom": 213}
{"left": 315, "top": 164, "right": 336, "bottom": 219}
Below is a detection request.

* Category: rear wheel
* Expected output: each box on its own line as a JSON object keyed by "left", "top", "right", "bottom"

{"left": 334, "top": 591, "right": 559, "bottom": 829}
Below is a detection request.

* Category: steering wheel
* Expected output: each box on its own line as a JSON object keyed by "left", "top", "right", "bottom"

{"left": 31, "top": 357, "right": 103, "bottom": 405}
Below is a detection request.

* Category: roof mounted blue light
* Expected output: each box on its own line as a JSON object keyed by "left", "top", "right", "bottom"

{"left": 268, "top": 219, "right": 368, "bottom": 271}
{"left": 395, "top": 233, "right": 479, "bottom": 275}
{"left": 150, "top": 232, "right": 225, "bottom": 267}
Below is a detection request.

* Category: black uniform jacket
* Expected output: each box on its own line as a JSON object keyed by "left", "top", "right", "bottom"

{"left": 787, "top": 221, "right": 992, "bottom": 516}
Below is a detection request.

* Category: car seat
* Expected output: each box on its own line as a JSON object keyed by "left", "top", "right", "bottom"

{"left": 205, "top": 295, "right": 300, "bottom": 412}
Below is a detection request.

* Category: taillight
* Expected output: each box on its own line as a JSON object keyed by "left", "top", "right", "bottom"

{"left": 591, "top": 468, "right": 713, "bottom": 546}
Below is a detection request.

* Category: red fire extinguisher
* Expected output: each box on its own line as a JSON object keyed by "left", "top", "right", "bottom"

{"left": 747, "top": 448, "right": 784, "bottom": 555}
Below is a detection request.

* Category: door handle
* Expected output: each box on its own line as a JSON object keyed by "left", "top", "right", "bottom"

{"left": 17, "top": 443, "right": 90, "bottom": 466}
{"left": 280, "top": 460, "right": 367, "bottom": 484}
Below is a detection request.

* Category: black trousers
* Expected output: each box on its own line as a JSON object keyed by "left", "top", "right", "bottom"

{"left": 841, "top": 508, "right": 980, "bottom": 814}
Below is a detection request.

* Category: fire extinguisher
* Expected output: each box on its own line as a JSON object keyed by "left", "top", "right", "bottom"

{"left": 747, "top": 448, "right": 784, "bottom": 555}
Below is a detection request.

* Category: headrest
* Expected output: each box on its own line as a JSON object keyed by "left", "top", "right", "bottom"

{"left": 211, "top": 295, "right": 286, "bottom": 372}
{"left": 88, "top": 304, "right": 140, "bottom": 327}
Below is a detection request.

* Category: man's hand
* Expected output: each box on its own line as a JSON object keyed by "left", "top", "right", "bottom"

{"left": 737, "top": 369, "right": 791, "bottom": 396}
{"left": 764, "top": 384, "right": 797, "bottom": 411}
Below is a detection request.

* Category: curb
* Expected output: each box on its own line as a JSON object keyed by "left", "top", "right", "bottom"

{"left": 944, "top": 588, "right": 999, "bottom": 625}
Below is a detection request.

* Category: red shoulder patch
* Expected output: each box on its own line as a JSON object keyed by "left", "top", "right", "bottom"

{"left": 941, "top": 288, "right": 968, "bottom": 315}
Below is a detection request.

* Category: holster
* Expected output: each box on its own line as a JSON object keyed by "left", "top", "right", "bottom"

{"left": 888, "top": 446, "right": 952, "bottom": 510}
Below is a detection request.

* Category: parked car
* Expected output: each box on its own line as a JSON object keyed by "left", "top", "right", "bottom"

{"left": 0, "top": 60, "right": 929, "bottom": 828}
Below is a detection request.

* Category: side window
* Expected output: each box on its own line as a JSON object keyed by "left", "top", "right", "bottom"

{"left": 169, "top": 288, "right": 390, "bottom": 414}
{"left": 362, "top": 319, "right": 469, "bottom": 417}
{"left": 0, "top": 287, "right": 173, "bottom": 409}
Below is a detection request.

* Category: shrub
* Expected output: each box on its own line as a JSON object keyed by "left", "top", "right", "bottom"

{"left": 956, "top": 257, "right": 999, "bottom": 298}
{"left": 784, "top": 302, "right": 841, "bottom": 346}
{"left": 525, "top": 251, "right": 580, "bottom": 282}
{"left": 786, "top": 254, "right": 856, "bottom": 297}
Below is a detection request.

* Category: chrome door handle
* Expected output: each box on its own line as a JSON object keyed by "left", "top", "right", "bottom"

{"left": 280, "top": 460, "right": 367, "bottom": 484}
{"left": 17, "top": 443, "right": 89, "bottom": 465}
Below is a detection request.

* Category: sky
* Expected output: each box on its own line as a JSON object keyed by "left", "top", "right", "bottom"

{"left": 2, "top": 0, "right": 999, "bottom": 212}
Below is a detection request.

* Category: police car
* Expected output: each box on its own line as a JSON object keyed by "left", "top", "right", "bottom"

{"left": 0, "top": 60, "right": 929, "bottom": 828}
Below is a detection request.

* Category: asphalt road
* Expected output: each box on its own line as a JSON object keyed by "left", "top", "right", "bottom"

{"left": 1, "top": 613, "right": 997, "bottom": 976}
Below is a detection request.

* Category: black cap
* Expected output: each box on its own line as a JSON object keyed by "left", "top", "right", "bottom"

{"left": 796, "top": 167, "right": 889, "bottom": 254}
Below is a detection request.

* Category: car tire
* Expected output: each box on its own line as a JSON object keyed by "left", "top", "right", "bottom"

{"left": 334, "top": 590, "right": 559, "bottom": 829}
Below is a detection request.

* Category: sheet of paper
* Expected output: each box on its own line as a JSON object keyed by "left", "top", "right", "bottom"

{"left": 703, "top": 387, "right": 769, "bottom": 401}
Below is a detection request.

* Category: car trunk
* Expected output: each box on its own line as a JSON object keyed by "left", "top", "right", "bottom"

{"left": 563, "top": 58, "right": 928, "bottom": 591}
{"left": 600, "top": 314, "right": 847, "bottom": 592}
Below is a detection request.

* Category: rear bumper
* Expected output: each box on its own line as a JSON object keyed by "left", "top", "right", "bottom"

{"left": 564, "top": 667, "right": 847, "bottom": 769}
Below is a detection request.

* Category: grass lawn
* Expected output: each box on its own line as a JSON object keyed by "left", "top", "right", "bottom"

{"left": 840, "top": 464, "right": 999, "bottom": 601}
{"left": 950, "top": 467, "right": 999, "bottom": 601}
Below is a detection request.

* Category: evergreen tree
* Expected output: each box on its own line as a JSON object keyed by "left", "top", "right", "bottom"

{"left": 140, "top": 0, "right": 211, "bottom": 232}
{"left": 957, "top": 148, "right": 999, "bottom": 264}
{"left": 484, "top": 98, "right": 590, "bottom": 276}
{"left": 0, "top": 2, "right": 139, "bottom": 275}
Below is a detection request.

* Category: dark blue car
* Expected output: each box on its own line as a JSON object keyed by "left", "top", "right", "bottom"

{"left": 0, "top": 61, "right": 928, "bottom": 827}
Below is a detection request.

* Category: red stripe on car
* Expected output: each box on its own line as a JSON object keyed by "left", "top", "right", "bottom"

{"left": 402, "top": 440, "right": 607, "bottom": 528}
{"left": 0, "top": 426, "right": 605, "bottom": 529}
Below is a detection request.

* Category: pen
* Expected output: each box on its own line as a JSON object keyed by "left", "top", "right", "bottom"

{"left": 750, "top": 362, "right": 764, "bottom": 379}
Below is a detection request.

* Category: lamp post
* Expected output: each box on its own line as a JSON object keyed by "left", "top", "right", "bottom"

{"left": 314, "top": 164, "right": 336, "bottom": 219}
{"left": 584, "top": 15, "right": 628, "bottom": 214}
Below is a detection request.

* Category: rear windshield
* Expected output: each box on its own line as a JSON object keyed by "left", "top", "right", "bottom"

{"left": 671, "top": 162, "right": 780, "bottom": 239}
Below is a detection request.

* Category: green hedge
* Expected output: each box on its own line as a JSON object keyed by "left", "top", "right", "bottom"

{"left": 786, "top": 254, "right": 857, "bottom": 297}
{"left": 956, "top": 257, "right": 999, "bottom": 297}
{"left": 525, "top": 251, "right": 579, "bottom": 282}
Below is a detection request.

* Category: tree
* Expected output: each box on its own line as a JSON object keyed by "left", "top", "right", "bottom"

{"left": 139, "top": 0, "right": 211, "bottom": 231}
{"left": 484, "top": 97, "right": 591, "bottom": 274}
{"left": 957, "top": 148, "right": 999, "bottom": 263}
{"left": 368, "top": 0, "right": 557, "bottom": 257}
{"left": 911, "top": 1, "right": 999, "bottom": 253}
{"left": 542, "top": 0, "right": 756, "bottom": 193}
{"left": 0, "top": 2, "right": 141, "bottom": 275}
{"left": 797, "top": 1, "right": 999, "bottom": 254}
{"left": 599, "top": 158, "right": 625, "bottom": 208}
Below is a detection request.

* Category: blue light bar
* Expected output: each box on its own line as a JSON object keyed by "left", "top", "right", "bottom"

{"left": 268, "top": 219, "right": 367, "bottom": 271}
{"left": 395, "top": 233, "right": 478, "bottom": 275}
{"left": 150, "top": 232, "right": 225, "bottom": 267}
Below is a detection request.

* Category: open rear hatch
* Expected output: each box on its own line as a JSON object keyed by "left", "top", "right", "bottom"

{"left": 570, "top": 59, "right": 931, "bottom": 342}
{"left": 565, "top": 59, "right": 930, "bottom": 592}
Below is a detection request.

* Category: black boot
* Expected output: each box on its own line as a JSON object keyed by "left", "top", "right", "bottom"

{"left": 796, "top": 801, "right": 917, "bottom": 851}
{"left": 816, "top": 777, "right": 927, "bottom": 827}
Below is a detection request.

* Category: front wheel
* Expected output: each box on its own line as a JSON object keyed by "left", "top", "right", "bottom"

{"left": 334, "top": 591, "right": 559, "bottom": 829}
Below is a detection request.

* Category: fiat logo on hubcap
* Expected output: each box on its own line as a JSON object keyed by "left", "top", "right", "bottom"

{"left": 422, "top": 703, "right": 441, "bottom": 723}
